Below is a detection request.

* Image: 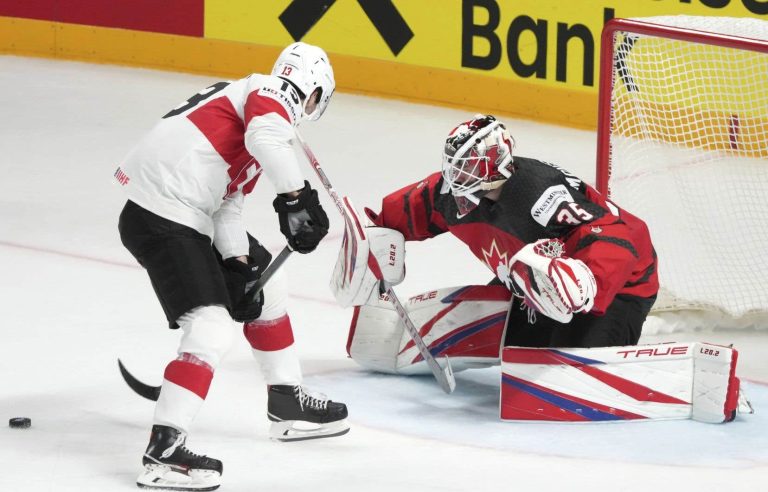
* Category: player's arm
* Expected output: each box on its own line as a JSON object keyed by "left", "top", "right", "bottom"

{"left": 527, "top": 182, "right": 641, "bottom": 317}
{"left": 244, "top": 111, "right": 304, "bottom": 194}
{"left": 211, "top": 196, "right": 271, "bottom": 322}
{"left": 243, "top": 77, "right": 305, "bottom": 193}
{"left": 366, "top": 172, "right": 449, "bottom": 241}
{"left": 564, "top": 224, "right": 640, "bottom": 315}
{"left": 212, "top": 193, "right": 249, "bottom": 259}
{"left": 243, "top": 82, "right": 328, "bottom": 253}
{"left": 561, "top": 187, "right": 653, "bottom": 314}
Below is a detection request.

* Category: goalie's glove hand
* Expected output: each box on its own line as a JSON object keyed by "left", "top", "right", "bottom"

{"left": 273, "top": 181, "right": 330, "bottom": 254}
{"left": 507, "top": 239, "right": 597, "bottom": 323}
{"left": 222, "top": 253, "right": 270, "bottom": 323}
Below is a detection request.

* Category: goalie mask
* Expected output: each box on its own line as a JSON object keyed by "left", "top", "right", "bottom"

{"left": 272, "top": 42, "right": 336, "bottom": 121}
{"left": 441, "top": 115, "right": 515, "bottom": 215}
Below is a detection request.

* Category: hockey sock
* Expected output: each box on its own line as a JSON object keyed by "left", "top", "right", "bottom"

{"left": 244, "top": 315, "right": 302, "bottom": 385}
{"left": 154, "top": 353, "right": 214, "bottom": 432}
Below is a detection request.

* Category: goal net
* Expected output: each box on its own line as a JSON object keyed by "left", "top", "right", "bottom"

{"left": 596, "top": 16, "right": 768, "bottom": 333}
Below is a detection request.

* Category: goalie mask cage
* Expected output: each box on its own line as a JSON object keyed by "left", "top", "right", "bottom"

{"left": 596, "top": 16, "right": 768, "bottom": 333}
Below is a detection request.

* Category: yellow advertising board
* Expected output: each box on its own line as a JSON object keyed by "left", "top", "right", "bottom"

{"left": 2, "top": 0, "right": 767, "bottom": 127}
{"left": 203, "top": 0, "right": 767, "bottom": 125}
{"left": 206, "top": 0, "right": 767, "bottom": 93}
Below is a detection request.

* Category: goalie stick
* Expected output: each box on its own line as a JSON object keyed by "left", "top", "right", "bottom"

{"left": 295, "top": 130, "right": 456, "bottom": 394}
{"left": 117, "top": 244, "right": 293, "bottom": 401}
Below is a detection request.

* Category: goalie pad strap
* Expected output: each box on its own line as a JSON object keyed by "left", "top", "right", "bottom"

{"left": 500, "top": 342, "right": 741, "bottom": 423}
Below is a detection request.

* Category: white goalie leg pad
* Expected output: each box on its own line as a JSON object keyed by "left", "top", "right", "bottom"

{"left": 692, "top": 344, "right": 743, "bottom": 423}
{"left": 330, "top": 199, "right": 405, "bottom": 308}
{"left": 500, "top": 342, "right": 746, "bottom": 423}
{"left": 348, "top": 285, "right": 511, "bottom": 375}
{"left": 347, "top": 299, "right": 402, "bottom": 374}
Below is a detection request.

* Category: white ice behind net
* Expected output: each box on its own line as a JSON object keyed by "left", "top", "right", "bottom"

{"left": 607, "top": 16, "right": 768, "bottom": 333}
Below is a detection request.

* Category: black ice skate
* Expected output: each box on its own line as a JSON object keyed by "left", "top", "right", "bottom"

{"left": 136, "top": 425, "right": 222, "bottom": 491}
{"left": 267, "top": 385, "right": 350, "bottom": 442}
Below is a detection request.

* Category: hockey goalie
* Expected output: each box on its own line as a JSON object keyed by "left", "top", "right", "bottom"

{"left": 333, "top": 114, "right": 752, "bottom": 424}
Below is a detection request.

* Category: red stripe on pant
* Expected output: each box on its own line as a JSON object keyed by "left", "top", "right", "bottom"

{"left": 244, "top": 315, "right": 295, "bottom": 351}
{"left": 164, "top": 357, "right": 214, "bottom": 399}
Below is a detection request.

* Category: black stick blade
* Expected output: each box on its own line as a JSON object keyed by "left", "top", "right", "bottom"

{"left": 117, "top": 359, "right": 161, "bottom": 401}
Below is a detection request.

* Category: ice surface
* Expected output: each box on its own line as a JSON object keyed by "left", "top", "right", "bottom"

{"left": 1, "top": 56, "right": 765, "bottom": 491}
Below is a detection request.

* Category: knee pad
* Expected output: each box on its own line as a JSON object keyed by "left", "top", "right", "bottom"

{"left": 177, "top": 305, "right": 236, "bottom": 368}
{"left": 260, "top": 269, "right": 288, "bottom": 320}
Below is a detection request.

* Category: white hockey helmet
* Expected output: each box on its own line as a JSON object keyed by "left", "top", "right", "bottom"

{"left": 441, "top": 115, "right": 515, "bottom": 215}
{"left": 272, "top": 42, "right": 335, "bottom": 121}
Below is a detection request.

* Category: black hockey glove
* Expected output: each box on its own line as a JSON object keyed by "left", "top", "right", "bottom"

{"left": 223, "top": 257, "right": 266, "bottom": 322}
{"left": 220, "top": 236, "right": 272, "bottom": 323}
{"left": 273, "top": 181, "right": 329, "bottom": 254}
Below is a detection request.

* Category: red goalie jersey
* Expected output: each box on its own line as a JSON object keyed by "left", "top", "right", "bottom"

{"left": 368, "top": 156, "right": 658, "bottom": 315}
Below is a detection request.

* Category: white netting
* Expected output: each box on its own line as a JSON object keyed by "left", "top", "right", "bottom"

{"left": 605, "top": 16, "right": 768, "bottom": 332}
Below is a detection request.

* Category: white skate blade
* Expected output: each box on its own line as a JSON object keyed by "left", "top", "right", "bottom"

{"left": 137, "top": 464, "right": 221, "bottom": 491}
{"left": 269, "top": 418, "right": 350, "bottom": 442}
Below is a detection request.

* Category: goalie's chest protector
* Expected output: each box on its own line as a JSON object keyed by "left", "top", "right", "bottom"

{"left": 436, "top": 157, "right": 607, "bottom": 280}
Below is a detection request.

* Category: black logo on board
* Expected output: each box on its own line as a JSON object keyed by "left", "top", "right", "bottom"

{"left": 279, "top": 0, "right": 414, "bottom": 56}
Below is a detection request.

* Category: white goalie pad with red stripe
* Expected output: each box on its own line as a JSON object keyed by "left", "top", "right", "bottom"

{"left": 347, "top": 285, "right": 512, "bottom": 375}
{"left": 500, "top": 342, "right": 747, "bottom": 424}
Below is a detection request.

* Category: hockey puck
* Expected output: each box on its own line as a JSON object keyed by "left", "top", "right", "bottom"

{"left": 9, "top": 417, "right": 31, "bottom": 429}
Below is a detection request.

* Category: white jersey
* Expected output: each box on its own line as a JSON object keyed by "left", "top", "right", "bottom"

{"left": 114, "top": 74, "right": 306, "bottom": 258}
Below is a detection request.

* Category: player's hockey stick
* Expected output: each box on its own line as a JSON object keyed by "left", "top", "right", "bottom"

{"left": 295, "top": 130, "right": 456, "bottom": 394}
{"left": 248, "top": 244, "right": 293, "bottom": 303}
{"left": 117, "top": 358, "right": 161, "bottom": 401}
{"left": 118, "top": 244, "right": 293, "bottom": 401}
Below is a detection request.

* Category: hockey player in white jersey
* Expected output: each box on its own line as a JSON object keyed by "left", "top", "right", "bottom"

{"left": 115, "top": 42, "right": 348, "bottom": 491}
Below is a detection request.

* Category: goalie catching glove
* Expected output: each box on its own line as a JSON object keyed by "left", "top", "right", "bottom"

{"left": 507, "top": 239, "right": 596, "bottom": 323}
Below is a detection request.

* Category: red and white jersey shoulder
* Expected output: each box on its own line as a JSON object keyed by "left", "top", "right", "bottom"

{"left": 114, "top": 74, "right": 305, "bottom": 257}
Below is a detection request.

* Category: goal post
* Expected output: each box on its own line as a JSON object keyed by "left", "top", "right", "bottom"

{"left": 595, "top": 16, "right": 768, "bottom": 333}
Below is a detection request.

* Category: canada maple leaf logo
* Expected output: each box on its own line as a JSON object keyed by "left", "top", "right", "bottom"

{"left": 482, "top": 239, "right": 514, "bottom": 290}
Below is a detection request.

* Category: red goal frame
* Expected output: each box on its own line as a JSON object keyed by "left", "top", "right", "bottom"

{"left": 595, "top": 17, "right": 768, "bottom": 195}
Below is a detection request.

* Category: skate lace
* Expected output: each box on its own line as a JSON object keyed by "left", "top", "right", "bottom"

{"left": 160, "top": 433, "right": 185, "bottom": 460}
{"left": 294, "top": 386, "right": 329, "bottom": 411}
{"left": 159, "top": 433, "right": 207, "bottom": 461}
